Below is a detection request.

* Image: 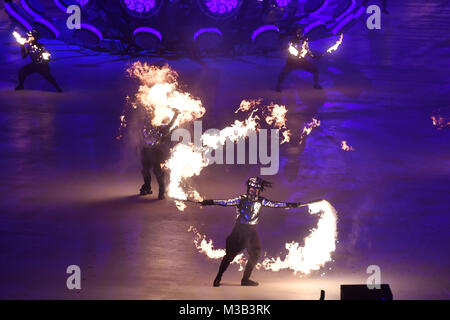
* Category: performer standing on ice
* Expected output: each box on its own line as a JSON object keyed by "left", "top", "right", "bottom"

{"left": 140, "top": 109, "right": 179, "bottom": 199}
{"left": 276, "top": 27, "right": 322, "bottom": 91}
{"left": 14, "top": 29, "right": 62, "bottom": 92}
{"left": 200, "top": 177, "right": 304, "bottom": 287}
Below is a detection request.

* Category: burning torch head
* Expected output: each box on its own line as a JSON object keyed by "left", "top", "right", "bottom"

{"left": 246, "top": 177, "right": 272, "bottom": 198}
{"left": 26, "top": 29, "right": 40, "bottom": 43}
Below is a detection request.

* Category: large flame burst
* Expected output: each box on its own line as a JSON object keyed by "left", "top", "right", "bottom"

{"left": 127, "top": 62, "right": 206, "bottom": 127}
{"left": 125, "top": 63, "right": 338, "bottom": 275}
{"left": 190, "top": 200, "right": 338, "bottom": 275}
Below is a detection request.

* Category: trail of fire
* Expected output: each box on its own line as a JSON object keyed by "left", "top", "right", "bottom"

{"left": 341, "top": 140, "right": 355, "bottom": 151}
{"left": 326, "top": 34, "right": 344, "bottom": 54}
{"left": 431, "top": 115, "right": 449, "bottom": 130}
{"left": 188, "top": 226, "right": 246, "bottom": 271}
{"left": 299, "top": 118, "right": 321, "bottom": 145}
{"left": 189, "top": 200, "right": 338, "bottom": 275}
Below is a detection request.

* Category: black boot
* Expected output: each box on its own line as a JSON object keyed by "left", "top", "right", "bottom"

{"left": 241, "top": 278, "right": 259, "bottom": 286}
{"left": 314, "top": 84, "right": 323, "bottom": 90}
{"left": 15, "top": 85, "right": 24, "bottom": 91}
{"left": 213, "top": 274, "right": 221, "bottom": 287}
{"left": 158, "top": 192, "right": 165, "bottom": 200}
{"left": 140, "top": 184, "right": 152, "bottom": 195}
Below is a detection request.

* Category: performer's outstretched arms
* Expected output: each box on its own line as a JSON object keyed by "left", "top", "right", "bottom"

{"left": 200, "top": 197, "right": 241, "bottom": 206}
{"left": 261, "top": 198, "right": 299, "bottom": 208}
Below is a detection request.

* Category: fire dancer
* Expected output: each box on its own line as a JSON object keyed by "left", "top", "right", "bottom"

{"left": 276, "top": 27, "right": 322, "bottom": 91}
{"left": 200, "top": 177, "right": 303, "bottom": 287}
{"left": 14, "top": 29, "right": 62, "bottom": 92}
{"left": 140, "top": 109, "right": 180, "bottom": 199}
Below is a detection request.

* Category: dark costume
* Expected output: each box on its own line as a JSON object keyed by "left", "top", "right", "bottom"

{"left": 276, "top": 33, "right": 321, "bottom": 91}
{"left": 201, "top": 177, "right": 300, "bottom": 287}
{"left": 15, "top": 30, "right": 62, "bottom": 92}
{"left": 140, "top": 111, "right": 179, "bottom": 199}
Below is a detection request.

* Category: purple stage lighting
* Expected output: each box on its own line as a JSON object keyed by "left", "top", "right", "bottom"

{"left": 34, "top": 18, "right": 60, "bottom": 38}
{"left": 354, "top": 6, "right": 365, "bottom": 19}
{"left": 123, "top": 0, "right": 155, "bottom": 13}
{"left": 197, "top": 0, "right": 242, "bottom": 19}
{"left": 304, "top": 20, "right": 325, "bottom": 35}
{"left": 205, "top": 0, "right": 238, "bottom": 14}
{"left": 120, "top": 0, "right": 162, "bottom": 17}
{"left": 275, "top": 0, "right": 291, "bottom": 7}
{"left": 79, "top": 23, "right": 103, "bottom": 41}
{"left": 251, "top": 25, "right": 279, "bottom": 42}
{"left": 133, "top": 27, "right": 162, "bottom": 42}
{"left": 309, "top": 0, "right": 329, "bottom": 16}
{"left": 332, "top": 13, "right": 353, "bottom": 35}
{"left": 5, "top": 3, "right": 33, "bottom": 31}
{"left": 193, "top": 28, "right": 222, "bottom": 41}
{"left": 20, "top": 0, "right": 43, "bottom": 19}
{"left": 335, "top": 0, "right": 355, "bottom": 22}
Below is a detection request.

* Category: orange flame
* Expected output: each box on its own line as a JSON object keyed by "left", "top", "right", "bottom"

{"left": 431, "top": 115, "right": 449, "bottom": 130}
{"left": 341, "top": 140, "right": 355, "bottom": 151}
{"left": 299, "top": 118, "right": 321, "bottom": 144}
{"left": 326, "top": 34, "right": 344, "bottom": 54}
{"left": 190, "top": 201, "right": 337, "bottom": 275}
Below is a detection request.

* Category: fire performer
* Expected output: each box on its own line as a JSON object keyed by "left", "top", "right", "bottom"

{"left": 14, "top": 30, "right": 62, "bottom": 92}
{"left": 200, "top": 177, "right": 306, "bottom": 287}
{"left": 276, "top": 27, "right": 322, "bottom": 91}
{"left": 140, "top": 109, "right": 180, "bottom": 199}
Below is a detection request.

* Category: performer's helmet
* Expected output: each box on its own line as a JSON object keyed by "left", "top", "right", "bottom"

{"left": 27, "top": 29, "right": 40, "bottom": 40}
{"left": 246, "top": 177, "right": 272, "bottom": 192}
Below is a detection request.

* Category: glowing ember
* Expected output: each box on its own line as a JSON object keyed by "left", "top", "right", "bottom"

{"left": 431, "top": 115, "right": 449, "bottom": 130}
{"left": 326, "top": 34, "right": 344, "bottom": 54}
{"left": 190, "top": 200, "right": 338, "bottom": 275}
{"left": 299, "top": 118, "right": 321, "bottom": 144}
{"left": 235, "top": 99, "right": 261, "bottom": 114}
{"left": 42, "top": 52, "right": 51, "bottom": 60}
{"left": 341, "top": 140, "right": 355, "bottom": 151}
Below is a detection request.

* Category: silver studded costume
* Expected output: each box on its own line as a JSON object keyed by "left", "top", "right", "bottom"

{"left": 206, "top": 180, "right": 299, "bottom": 285}
{"left": 213, "top": 195, "right": 289, "bottom": 225}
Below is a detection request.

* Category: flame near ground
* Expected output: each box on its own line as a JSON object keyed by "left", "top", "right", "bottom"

{"left": 189, "top": 200, "right": 338, "bottom": 275}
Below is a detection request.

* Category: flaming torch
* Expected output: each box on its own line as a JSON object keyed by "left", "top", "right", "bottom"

{"left": 13, "top": 31, "right": 27, "bottom": 45}
{"left": 431, "top": 115, "right": 449, "bottom": 130}
{"left": 325, "top": 34, "right": 344, "bottom": 55}
{"left": 341, "top": 140, "right": 355, "bottom": 151}
{"left": 299, "top": 118, "right": 321, "bottom": 145}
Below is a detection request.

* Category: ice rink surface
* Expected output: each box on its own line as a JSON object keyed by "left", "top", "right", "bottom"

{"left": 0, "top": 1, "right": 449, "bottom": 299}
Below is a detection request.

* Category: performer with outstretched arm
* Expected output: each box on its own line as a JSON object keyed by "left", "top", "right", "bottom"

{"left": 200, "top": 177, "right": 312, "bottom": 287}
{"left": 140, "top": 109, "right": 179, "bottom": 199}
